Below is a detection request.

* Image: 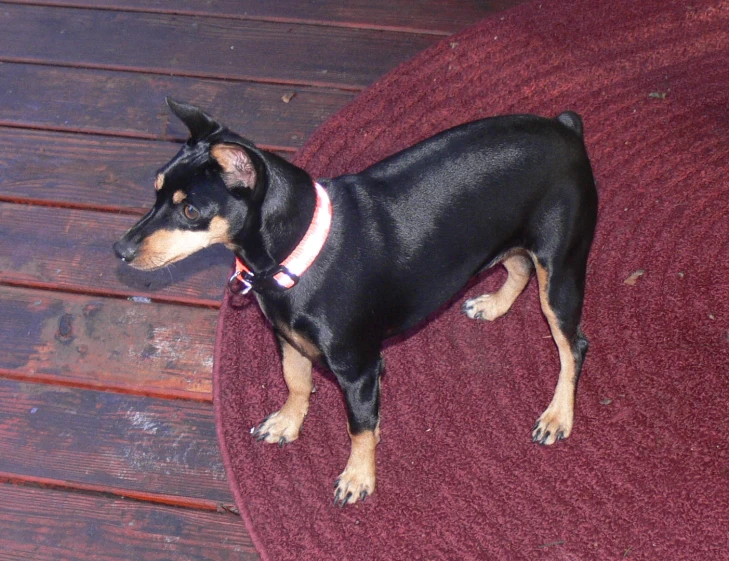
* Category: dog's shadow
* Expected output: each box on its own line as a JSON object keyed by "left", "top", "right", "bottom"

{"left": 114, "top": 244, "right": 232, "bottom": 294}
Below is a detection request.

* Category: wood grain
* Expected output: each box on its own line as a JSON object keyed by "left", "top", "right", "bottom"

{"left": 0, "top": 4, "right": 436, "bottom": 89}
{"left": 0, "top": 379, "right": 233, "bottom": 503}
{"left": 2, "top": 0, "right": 526, "bottom": 34}
{"left": 0, "top": 128, "right": 299, "bottom": 213}
{"left": 0, "top": 1, "right": 533, "bottom": 557}
{"left": 0, "top": 127, "right": 278, "bottom": 213}
{"left": 0, "top": 64, "right": 353, "bottom": 148}
{"left": 0, "top": 286, "right": 218, "bottom": 398}
{"left": 0, "top": 128, "right": 177, "bottom": 213}
{"left": 0, "top": 202, "right": 230, "bottom": 306}
{"left": 0, "top": 483, "right": 256, "bottom": 561}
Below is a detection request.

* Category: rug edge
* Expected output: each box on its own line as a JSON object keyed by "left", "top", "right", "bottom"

{"left": 213, "top": 263, "right": 274, "bottom": 561}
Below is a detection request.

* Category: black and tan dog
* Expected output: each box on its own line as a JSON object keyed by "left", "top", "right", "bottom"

{"left": 114, "top": 98, "right": 598, "bottom": 506}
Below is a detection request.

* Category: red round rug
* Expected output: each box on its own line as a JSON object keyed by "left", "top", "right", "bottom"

{"left": 214, "top": 1, "right": 729, "bottom": 559}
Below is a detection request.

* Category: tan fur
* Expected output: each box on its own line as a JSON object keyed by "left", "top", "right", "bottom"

{"left": 131, "top": 216, "right": 230, "bottom": 270}
{"left": 335, "top": 424, "right": 381, "bottom": 505}
{"left": 532, "top": 260, "right": 577, "bottom": 445}
{"left": 464, "top": 252, "right": 533, "bottom": 321}
{"left": 172, "top": 190, "right": 187, "bottom": 204}
{"left": 258, "top": 324, "right": 381, "bottom": 505}
{"left": 154, "top": 173, "right": 165, "bottom": 191}
{"left": 256, "top": 338, "right": 313, "bottom": 445}
{"left": 211, "top": 143, "right": 257, "bottom": 189}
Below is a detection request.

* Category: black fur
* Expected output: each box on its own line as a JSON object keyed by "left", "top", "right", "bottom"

{"left": 115, "top": 99, "right": 598, "bottom": 503}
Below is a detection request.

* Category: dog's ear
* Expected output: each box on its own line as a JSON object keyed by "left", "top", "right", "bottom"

{"left": 210, "top": 143, "right": 258, "bottom": 190}
{"left": 166, "top": 97, "right": 221, "bottom": 141}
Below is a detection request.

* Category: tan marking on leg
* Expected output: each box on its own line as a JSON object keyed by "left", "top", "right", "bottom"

{"left": 531, "top": 259, "right": 576, "bottom": 445}
{"left": 132, "top": 216, "right": 230, "bottom": 270}
{"left": 254, "top": 338, "right": 313, "bottom": 446}
{"left": 464, "top": 252, "right": 532, "bottom": 321}
{"left": 154, "top": 173, "right": 165, "bottom": 191}
{"left": 172, "top": 190, "right": 187, "bottom": 204}
{"left": 334, "top": 424, "right": 380, "bottom": 506}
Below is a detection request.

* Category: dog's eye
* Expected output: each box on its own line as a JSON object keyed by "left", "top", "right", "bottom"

{"left": 183, "top": 204, "right": 200, "bottom": 221}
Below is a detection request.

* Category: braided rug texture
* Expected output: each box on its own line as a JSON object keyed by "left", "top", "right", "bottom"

{"left": 214, "top": 1, "right": 729, "bottom": 559}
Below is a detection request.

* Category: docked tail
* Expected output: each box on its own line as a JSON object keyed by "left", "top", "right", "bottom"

{"left": 556, "top": 111, "right": 584, "bottom": 138}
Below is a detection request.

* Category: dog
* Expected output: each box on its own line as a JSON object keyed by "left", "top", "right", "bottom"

{"left": 114, "top": 98, "right": 598, "bottom": 507}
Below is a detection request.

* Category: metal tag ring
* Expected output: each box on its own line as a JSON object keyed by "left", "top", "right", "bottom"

{"left": 228, "top": 271, "right": 252, "bottom": 295}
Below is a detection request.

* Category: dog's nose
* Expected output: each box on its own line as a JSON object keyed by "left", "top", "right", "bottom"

{"left": 113, "top": 239, "right": 137, "bottom": 263}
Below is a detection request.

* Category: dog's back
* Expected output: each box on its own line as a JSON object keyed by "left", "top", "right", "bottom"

{"left": 316, "top": 114, "right": 597, "bottom": 335}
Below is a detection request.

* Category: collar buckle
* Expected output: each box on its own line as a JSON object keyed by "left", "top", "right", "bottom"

{"left": 228, "top": 181, "right": 331, "bottom": 295}
{"left": 228, "top": 270, "right": 253, "bottom": 295}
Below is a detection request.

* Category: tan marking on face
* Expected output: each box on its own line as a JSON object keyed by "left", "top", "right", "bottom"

{"left": 131, "top": 216, "right": 230, "bottom": 270}
{"left": 172, "top": 190, "right": 187, "bottom": 204}
{"left": 335, "top": 423, "right": 381, "bottom": 505}
{"left": 531, "top": 258, "right": 577, "bottom": 445}
{"left": 254, "top": 337, "right": 313, "bottom": 445}
{"left": 464, "top": 251, "right": 533, "bottom": 321}
{"left": 154, "top": 173, "right": 165, "bottom": 191}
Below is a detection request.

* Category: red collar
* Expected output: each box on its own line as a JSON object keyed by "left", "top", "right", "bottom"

{"left": 229, "top": 182, "right": 332, "bottom": 294}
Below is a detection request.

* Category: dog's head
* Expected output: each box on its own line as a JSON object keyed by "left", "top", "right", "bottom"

{"left": 113, "top": 98, "right": 283, "bottom": 270}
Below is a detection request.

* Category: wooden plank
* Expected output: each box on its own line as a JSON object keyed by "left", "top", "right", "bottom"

{"left": 0, "top": 286, "right": 217, "bottom": 399}
{"left": 0, "top": 129, "right": 297, "bottom": 213}
{"left": 0, "top": 202, "right": 229, "bottom": 306}
{"left": 0, "top": 483, "right": 256, "bottom": 561}
{"left": 0, "top": 64, "right": 353, "bottom": 148}
{"left": 0, "top": 4, "right": 436, "bottom": 89}
{"left": 0, "top": 127, "right": 305, "bottom": 213}
{"left": 0, "top": 379, "right": 233, "bottom": 504}
{"left": 0, "top": 128, "right": 178, "bottom": 213}
{"left": 3, "top": 0, "right": 526, "bottom": 34}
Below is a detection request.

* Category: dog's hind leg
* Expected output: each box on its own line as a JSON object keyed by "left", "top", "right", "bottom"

{"left": 463, "top": 252, "right": 533, "bottom": 321}
{"left": 530, "top": 251, "right": 589, "bottom": 446}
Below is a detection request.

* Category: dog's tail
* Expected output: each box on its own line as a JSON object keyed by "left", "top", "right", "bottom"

{"left": 556, "top": 111, "right": 584, "bottom": 138}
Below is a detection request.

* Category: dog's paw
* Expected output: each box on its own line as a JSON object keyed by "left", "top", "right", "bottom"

{"left": 333, "top": 464, "right": 375, "bottom": 508}
{"left": 531, "top": 405, "right": 573, "bottom": 446}
{"left": 251, "top": 409, "right": 304, "bottom": 447}
{"left": 462, "top": 294, "right": 506, "bottom": 321}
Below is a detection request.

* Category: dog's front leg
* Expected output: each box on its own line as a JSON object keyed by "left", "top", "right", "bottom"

{"left": 252, "top": 336, "right": 313, "bottom": 447}
{"left": 332, "top": 355, "right": 383, "bottom": 507}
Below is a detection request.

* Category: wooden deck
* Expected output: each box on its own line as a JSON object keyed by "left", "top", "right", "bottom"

{"left": 0, "top": 1, "right": 523, "bottom": 558}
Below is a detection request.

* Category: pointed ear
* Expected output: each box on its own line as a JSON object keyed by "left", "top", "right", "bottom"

{"left": 166, "top": 97, "right": 221, "bottom": 141}
{"left": 210, "top": 143, "right": 258, "bottom": 190}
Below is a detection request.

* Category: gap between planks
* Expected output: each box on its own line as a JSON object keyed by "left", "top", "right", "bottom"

{"left": 0, "top": 56, "right": 367, "bottom": 93}
{"left": 0, "top": 368, "right": 214, "bottom": 403}
{"left": 0, "top": 481, "right": 258, "bottom": 560}
{"left": 0, "top": 195, "right": 148, "bottom": 216}
{"left": 0, "top": 0, "right": 454, "bottom": 35}
{"left": 0, "top": 278, "right": 223, "bottom": 309}
{"left": 0, "top": 117, "right": 299, "bottom": 153}
{"left": 0, "top": 471, "right": 237, "bottom": 513}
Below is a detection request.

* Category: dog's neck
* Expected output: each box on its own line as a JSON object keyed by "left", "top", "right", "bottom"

{"left": 233, "top": 159, "right": 318, "bottom": 277}
{"left": 231, "top": 180, "right": 331, "bottom": 292}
